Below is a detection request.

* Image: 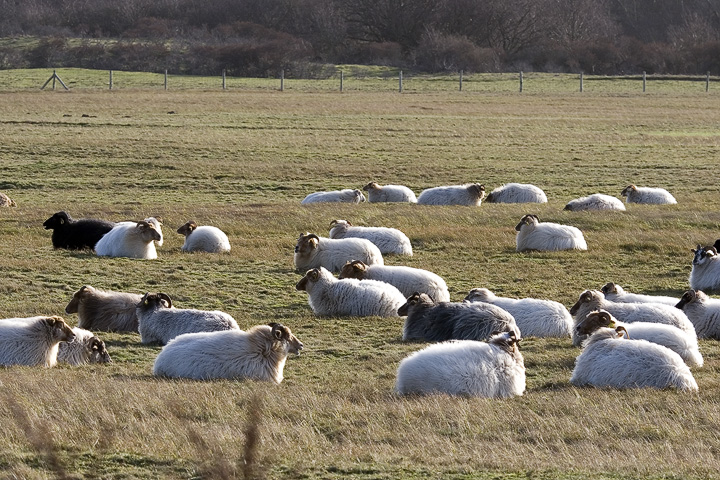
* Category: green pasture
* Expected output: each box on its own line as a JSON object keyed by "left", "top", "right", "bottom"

{"left": 0, "top": 71, "right": 719, "bottom": 479}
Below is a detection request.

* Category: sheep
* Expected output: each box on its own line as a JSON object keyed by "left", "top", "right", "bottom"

{"left": 65, "top": 285, "right": 142, "bottom": 332}
{"left": 362, "top": 182, "right": 417, "bottom": 203}
{"left": 569, "top": 326, "right": 698, "bottom": 392}
{"left": 675, "top": 289, "right": 720, "bottom": 339}
{"left": 395, "top": 331, "right": 525, "bottom": 397}
{"left": 714, "top": 239, "right": 720, "bottom": 252}
{"left": 514, "top": 214, "right": 587, "bottom": 252}
{"left": 600, "top": 282, "right": 679, "bottom": 307}
{"left": 293, "top": 232, "right": 383, "bottom": 273}
{"left": 153, "top": 323, "right": 303, "bottom": 383}
{"left": 0, "top": 192, "right": 16, "bottom": 207}
{"left": 621, "top": 184, "right": 677, "bottom": 205}
{"left": 95, "top": 220, "right": 162, "bottom": 259}
{"left": 399, "top": 292, "right": 519, "bottom": 342}
{"left": 177, "top": 221, "right": 231, "bottom": 253}
{"left": 301, "top": 189, "right": 366, "bottom": 204}
{"left": 0, "top": 316, "right": 75, "bottom": 367}
{"left": 569, "top": 290, "right": 696, "bottom": 346}
{"left": 136, "top": 292, "right": 240, "bottom": 345}
{"left": 58, "top": 327, "right": 112, "bottom": 366}
{"left": 144, "top": 216, "right": 164, "bottom": 247}
{"left": 417, "top": 183, "right": 486, "bottom": 206}
{"left": 296, "top": 267, "right": 406, "bottom": 317}
{"left": 564, "top": 193, "right": 626, "bottom": 211}
{"left": 43, "top": 211, "right": 116, "bottom": 250}
{"left": 328, "top": 219, "right": 412, "bottom": 256}
{"left": 484, "top": 183, "right": 548, "bottom": 204}
{"left": 339, "top": 260, "right": 450, "bottom": 303}
{"left": 689, "top": 245, "right": 720, "bottom": 293}
{"left": 574, "top": 310, "right": 703, "bottom": 367}
{"left": 464, "top": 287, "right": 573, "bottom": 338}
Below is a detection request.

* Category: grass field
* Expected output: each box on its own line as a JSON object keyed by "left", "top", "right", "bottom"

{"left": 1, "top": 70, "right": 720, "bottom": 479}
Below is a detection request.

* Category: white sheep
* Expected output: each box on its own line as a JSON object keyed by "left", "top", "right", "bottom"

{"left": 177, "top": 221, "right": 231, "bottom": 253}
{"left": 395, "top": 331, "right": 525, "bottom": 397}
{"left": 153, "top": 323, "right": 303, "bottom": 383}
{"left": 485, "top": 183, "right": 548, "bottom": 204}
{"left": 675, "top": 289, "right": 720, "bottom": 339}
{"left": 464, "top": 288, "right": 573, "bottom": 338}
{"left": 564, "top": 193, "right": 626, "bottom": 211}
{"left": 301, "top": 189, "right": 366, "bottom": 204}
{"left": 0, "top": 316, "right": 75, "bottom": 367}
{"left": 514, "top": 214, "right": 587, "bottom": 252}
{"left": 95, "top": 220, "right": 162, "bottom": 259}
{"left": 600, "top": 282, "right": 679, "bottom": 306}
{"left": 339, "top": 260, "right": 450, "bottom": 303}
{"left": 574, "top": 310, "right": 703, "bottom": 367}
{"left": 689, "top": 245, "right": 720, "bottom": 293}
{"left": 65, "top": 285, "right": 142, "bottom": 332}
{"left": 569, "top": 290, "right": 696, "bottom": 346}
{"left": 58, "top": 327, "right": 112, "bottom": 366}
{"left": 293, "top": 232, "right": 383, "bottom": 273}
{"left": 362, "top": 182, "right": 417, "bottom": 203}
{"left": 328, "top": 219, "right": 412, "bottom": 256}
{"left": 136, "top": 292, "right": 240, "bottom": 345}
{"left": 570, "top": 326, "right": 698, "bottom": 392}
{"left": 0, "top": 192, "right": 17, "bottom": 207}
{"left": 296, "top": 267, "right": 406, "bottom": 317}
{"left": 621, "top": 184, "right": 677, "bottom": 205}
{"left": 417, "top": 183, "right": 486, "bottom": 206}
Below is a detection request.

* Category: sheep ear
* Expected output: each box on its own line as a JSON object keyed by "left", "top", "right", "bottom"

{"left": 59, "top": 217, "right": 65, "bottom": 225}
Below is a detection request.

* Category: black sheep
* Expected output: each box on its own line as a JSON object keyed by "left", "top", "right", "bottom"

{"left": 43, "top": 211, "right": 115, "bottom": 250}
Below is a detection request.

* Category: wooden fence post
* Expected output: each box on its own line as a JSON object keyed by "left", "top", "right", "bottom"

{"left": 164, "top": 70, "right": 168, "bottom": 90}
{"left": 580, "top": 72, "right": 584, "bottom": 93}
{"left": 340, "top": 70, "right": 344, "bottom": 92}
{"left": 222, "top": 69, "right": 226, "bottom": 90}
{"left": 399, "top": 71, "right": 403, "bottom": 93}
{"left": 109, "top": 70, "right": 113, "bottom": 90}
{"left": 642, "top": 71, "right": 646, "bottom": 92}
{"left": 706, "top": 72, "right": 710, "bottom": 92}
{"left": 280, "top": 69, "right": 284, "bottom": 91}
{"left": 459, "top": 70, "right": 463, "bottom": 91}
{"left": 519, "top": 71, "right": 523, "bottom": 92}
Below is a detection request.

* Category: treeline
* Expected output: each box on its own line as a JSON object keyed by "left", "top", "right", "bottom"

{"left": 1, "top": 0, "right": 720, "bottom": 76}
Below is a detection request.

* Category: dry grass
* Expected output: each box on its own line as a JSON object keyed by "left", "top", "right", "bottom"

{"left": 1, "top": 75, "right": 720, "bottom": 478}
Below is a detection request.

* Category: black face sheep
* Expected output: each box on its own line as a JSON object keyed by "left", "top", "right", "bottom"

{"left": 515, "top": 214, "right": 587, "bottom": 252}
{"left": 296, "top": 267, "right": 407, "bottom": 317}
{"left": 395, "top": 331, "right": 525, "bottom": 398}
{"left": 42, "top": 211, "right": 115, "bottom": 250}
{"left": 95, "top": 220, "right": 162, "bottom": 259}
{"left": 675, "top": 289, "right": 720, "bottom": 339}
{"left": 399, "top": 292, "right": 519, "bottom": 342}
{"left": 58, "top": 327, "right": 112, "bottom": 366}
{"left": 564, "top": 193, "right": 626, "bottom": 211}
{"left": 417, "top": 183, "right": 486, "bottom": 206}
{"left": 0, "top": 192, "right": 16, "bottom": 207}
{"left": 153, "top": 323, "right": 303, "bottom": 383}
{"left": 569, "top": 325, "right": 698, "bottom": 392}
{"left": 362, "top": 182, "right": 417, "bottom": 203}
{"left": 329, "top": 219, "right": 413, "bottom": 256}
{"left": 0, "top": 316, "right": 75, "bottom": 367}
{"left": 339, "top": 260, "right": 450, "bottom": 303}
{"left": 689, "top": 245, "right": 720, "bottom": 293}
{"left": 293, "top": 232, "right": 384, "bottom": 273}
{"left": 485, "top": 183, "right": 548, "bottom": 204}
{"left": 621, "top": 184, "right": 677, "bottom": 204}
{"left": 600, "top": 282, "right": 679, "bottom": 306}
{"left": 65, "top": 285, "right": 143, "bottom": 332}
{"left": 177, "top": 221, "right": 231, "bottom": 253}
{"left": 136, "top": 292, "right": 240, "bottom": 345}
{"left": 301, "top": 189, "right": 366, "bottom": 204}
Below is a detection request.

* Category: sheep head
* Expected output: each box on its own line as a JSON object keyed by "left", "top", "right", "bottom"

{"left": 65, "top": 285, "right": 94, "bottom": 314}
{"left": 397, "top": 292, "right": 434, "bottom": 316}
{"left": 575, "top": 310, "right": 615, "bottom": 337}
{"left": 329, "top": 219, "right": 351, "bottom": 228}
{"left": 44, "top": 316, "right": 75, "bottom": 343}
{"left": 468, "top": 183, "right": 486, "bottom": 200}
{"left": 295, "top": 233, "right": 319, "bottom": 254}
{"left": 675, "top": 290, "right": 699, "bottom": 309}
{"left": 692, "top": 245, "right": 717, "bottom": 266}
{"left": 88, "top": 336, "right": 112, "bottom": 364}
{"left": 489, "top": 330, "right": 522, "bottom": 358}
{"left": 352, "top": 189, "right": 366, "bottom": 202}
{"left": 177, "top": 221, "right": 198, "bottom": 237}
{"left": 464, "top": 287, "right": 494, "bottom": 303}
{"left": 136, "top": 221, "right": 162, "bottom": 243}
{"left": 569, "top": 290, "right": 601, "bottom": 315}
{"left": 600, "top": 282, "right": 621, "bottom": 295}
{"left": 269, "top": 322, "right": 304, "bottom": 355}
{"left": 621, "top": 185, "right": 637, "bottom": 197}
{"left": 295, "top": 268, "right": 321, "bottom": 291}
{"left": 362, "top": 182, "right": 380, "bottom": 192}
{"left": 43, "top": 211, "right": 72, "bottom": 230}
{"left": 338, "top": 260, "right": 367, "bottom": 280}
{"left": 140, "top": 292, "right": 173, "bottom": 310}
{"left": 515, "top": 214, "right": 539, "bottom": 232}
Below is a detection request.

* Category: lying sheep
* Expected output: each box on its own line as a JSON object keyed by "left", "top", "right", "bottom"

{"left": 515, "top": 214, "right": 587, "bottom": 252}
{"left": 399, "top": 292, "right": 519, "bottom": 342}
{"left": 564, "top": 193, "right": 626, "bottom": 211}
{"left": 417, "top": 183, "right": 486, "bottom": 206}
{"left": 43, "top": 211, "right": 115, "bottom": 250}
{"left": 0, "top": 192, "right": 16, "bottom": 207}
{"left": 177, "top": 221, "right": 231, "bottom": 253}
{"left": 675, "top": 289, "right": 720, "bottom": 339}
{"left": 136, "top": 292, "right": 240, "bottom": 345}
{"left": 65, "top": 285, "right": 142, "bottom": 332}
{"left": 296, "top": 267, "right": 406, "bottom": 317}
{"left": 485, "top": 183, "right": 547, "bottom": 204}
{"left": 464, "top": 288, "right": 573, "bottom": 338}
{"left": 153, "top": 323, "right": 303, "bottom": 383}
{"left": 570, "top": 326, "right": 698, "bottom": 392}
{"left": 362, "top": 182, "right": 417, "bottom": 203}
{"left": 0, "top": 316, "right": 74, "bottom": 367}
{"left": 600, "top": 282, "right": 679, "bottom": 306}
{"left": 58, "top": 327, "right": 112, "bottom": 366}
{"left": 575, "top": 310, "right": 703, "bottom": 367}
{"left": 395, "top": 331, "right": 525, "bottom": 398}
{"left": 621, "top": 184, "right": 677, "bottom": 205}
{"left": 339, "top": 260, "right": 450, "bottom": 303}
{"left": 144, "top": 216, "right": 164, "bottom": 247}
{"left": 95, "top": 220, "right": 162, "bottom": 259}
{"left": 293, "top": 232, "right": 383, "bottom": 273}
{"left": 329, "top": 219, "right": 412, "bottom": 256}
{"left": 301, "top": 189, "right": 366, "bottom": 204}
{"left": 689, "top": 245, "right": 720, "bottom": 293}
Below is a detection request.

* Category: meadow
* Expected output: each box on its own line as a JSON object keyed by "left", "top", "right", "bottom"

{"left": 0, "top": 69, "right": 720, "bottom": 479}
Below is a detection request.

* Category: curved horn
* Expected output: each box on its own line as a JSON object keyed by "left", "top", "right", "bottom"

{"left": 615, "top": 325, "right": 629, "bottom": 339}
{"left": 157, "top": 292, "right": 172, "bottom": 308}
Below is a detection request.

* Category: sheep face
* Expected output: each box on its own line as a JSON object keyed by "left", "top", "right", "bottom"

{"left": 514, "top": 214, "right": 539, "bottom": 232}
{"left": 464, "top": 288, "right": 494, "bottom": 303}
{"left": 270, "top": 323, "right": 304, "bottom": 355}
{"left": 362, "top": 182, "right": 380, "bottom": 192}
{"left": 692, "top": 246, "right": 716, "bottom": 266}
{"left": 569, "top": 290, "right": 601, "bottom": 315}
{"left": 600, "top": 282, "right": 621, "bottom": 295}
{"left": 65, "top": 285, "right": 94, "bottom": 314}
{"left": 397, "top": 292, "right": 435, "bottom": 316}
{"left": 138, "top": 292, "right": 173, "bottom": 311}
{"left": 136, "top": 221, "right": 162, "bottom": 243}
{"left": 88, "top": 337, "right": 112, "bottom": 363}
{"left": 338, "top": 260, "right": 368, "bottom": 280}
{"left": 675, "top": 290, "right": 703, "bottom": 309}
{"left": 295, "top": 268, "right": 320, "bottom": 291}
{"left": 45, "top": 316, "right": 75, "bottom": 343}
{"left": 620, "top": 185, "right": 637, "bottom": 197}
{"left": 489, "top": 330, "right": 522, "bottom": 353}
{"left": 352, "top": 189, "right": 366, "bottom": 202}
{"left": 714, "top": 239, "right": 720, "bottom": 252}
{"left": 177, "top": 221, "right": 198, "bottom": 237}
{"left": 43, "top": 211, "right": 72, "bottom": 230}
{"left": 575, "top": 310, "right": 615, "bottom": 337}
{"left": 469, "top": 184, "right": 486, "bottom": 200}
{"left": 294, "top": 233, "right": 319, "bottom": 255}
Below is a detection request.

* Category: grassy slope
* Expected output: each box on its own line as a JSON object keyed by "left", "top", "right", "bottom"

{"left": 0, "top": 72, "right": 719, "bottom": 479}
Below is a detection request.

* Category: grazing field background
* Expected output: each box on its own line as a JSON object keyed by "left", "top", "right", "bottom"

{"left": 1, "top": 70, "right": 720, "bottom": 479}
